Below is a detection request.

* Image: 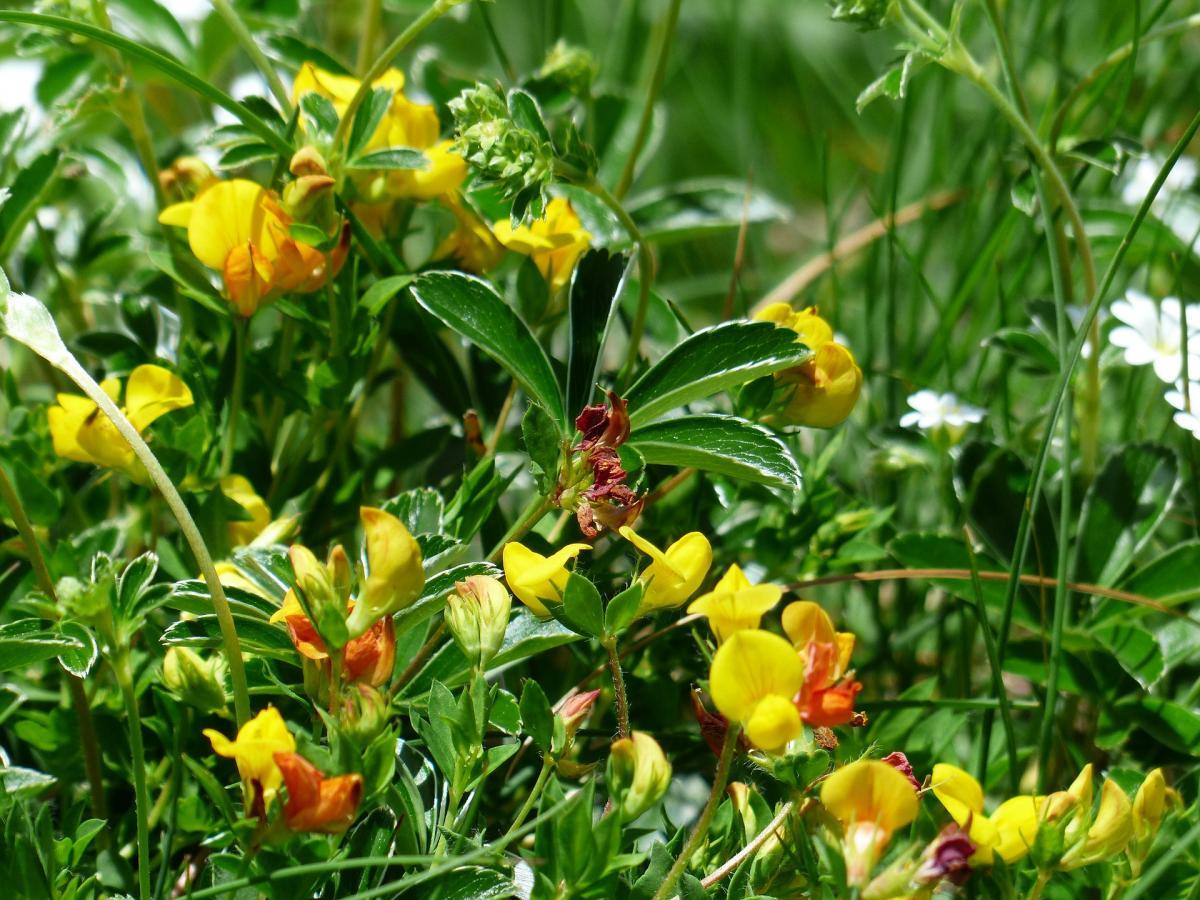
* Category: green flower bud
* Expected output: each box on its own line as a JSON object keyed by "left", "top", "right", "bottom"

{"left": 290, "top": 544, "right": 349, "bottom": 651}
{"left": 607, "top": 731, "right": 672, "bottom": 822}
{"left": 339, "top": 683, "right": 388, "bottom": 746}
{"left": 536, "top": 40, "right": 598, "bottom": 96}
{"left": 444, "top": 575, "right": 511, "bottom": 669}
{"left": 162, "top": 647, "right": 227, "bottom": 713}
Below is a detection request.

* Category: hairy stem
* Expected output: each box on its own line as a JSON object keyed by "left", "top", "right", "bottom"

{"left": 114, "top": 646, "right": 152, "bottom": 900}
{"left": 603, "top": 636, "right": 631, "bottom": 738}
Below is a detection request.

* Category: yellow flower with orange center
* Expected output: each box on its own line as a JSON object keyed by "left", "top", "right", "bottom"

{"left": 203, "top": 706, "right": 296, "bottom": 813}
{"left": 781, "top": 601, "right": 861, "bottom": 727}
{"left": 48, "top": 364, "right": 193, "bottom": 481}
{"left": 708, "top": 628, "right": 804, "bottom": 753}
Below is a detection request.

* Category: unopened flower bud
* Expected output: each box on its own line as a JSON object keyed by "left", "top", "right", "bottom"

{"left": 340, "top": 683, "right": 388, "bottom": 746}
{"left": 536, "top": 40, "right": 598, "bottom": 96}
{"left": 345, "top": 507, "right": 424, "bottom": 637}
{"left": 162, "top": 646, "right": 227, "bottom": 713}
{"left": 289, "top": 544, "right": 348, "bottom": 650}
{"left": 282, "top": 174, "right": 336, "bottom": 220}
{"left": 914, "top": 824, "right": 974, "bottom": 886}
{"left": 159, "top": 156, "right": 217, "bottom": 201}
{"left": 289, "top": 145, "right": 328, "bottom": 178}
{"left": 557, "top": 689, "right": 600, "bottom": 746}
{"left": 445, "top": 575, "right": 511, "bottom": 669}
{"left": 607, "top": 731, "right": 672, "bottom": 822}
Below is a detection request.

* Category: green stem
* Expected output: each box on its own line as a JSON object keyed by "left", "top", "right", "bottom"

{"left": 331, "top": 0, "right": 469, "bottom": 151}
{"left": 486, "top": 495, "right": 553, "bottom": 562}
{"left": 210, "top": 0, "right": 294, "bottom": 116}
{"left": 1029, "top": 871, "right": 1053, "bottom": 900}
{"left": 614, "top": 0, "right": 682, "bottom": 199}
{"left": 222, "top": 317, "right": 247, "bottom": 477}
{"left": 114, "top": 647, "right": 152, "bottom": 900}
{"left": 57, "top": 356, "right": 251, "bottom": 725}
{"left": 585, "top": 180, "right": 653, "bottom": 388}
{"left": 356, "top": 0, "right": 384, "bottom": 75}
{"left": 651, "top": 724, "right": 741, "bottom": 900}
{"left": 505, "top": 757, "right": 553, "bottom": 839}
{"left": 603, "top": 636, "right": 631, "bottom": 738}
{"left": 0, "top": 464, "right": 108, "bottom": 821}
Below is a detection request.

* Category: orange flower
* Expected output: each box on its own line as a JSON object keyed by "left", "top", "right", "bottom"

{"left": 272, "top": 594, "right": 395, "bottom": 688}
{"left": 782, "top": 601, "right": 862, "bottom": 727}
{"left": 273, "top": 752, "right": 363, "bottom": 833}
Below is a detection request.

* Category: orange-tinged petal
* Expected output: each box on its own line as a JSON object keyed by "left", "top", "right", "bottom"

{"left": 274, "top": 751, "right": 363, "bottom": 833}
{"left": 224, "top": 241, "right": 275, "bottom": 317}
{"left": 187, "top": 180, "right": 285, "bottom": 270}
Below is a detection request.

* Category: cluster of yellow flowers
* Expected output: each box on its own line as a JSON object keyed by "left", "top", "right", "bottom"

{"left": 815, "top": 756, "right": 1177, "bottom": 894}
{"left": 755, "top": 303, "right": 863, "bottom": 428}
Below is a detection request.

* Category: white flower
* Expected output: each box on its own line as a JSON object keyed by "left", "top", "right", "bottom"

{"left": 1165, "top": 381, "right": 1200, "bottom": 439}
{"left": 1108, "top": 290, "right": 1200, "bottom": 383}
{"left": 900, "top": 390, "right": 986, "bottom": 431}
{"left": 158, "top": 0, "right": 211, "bottom": 22}
{"left": 1121, "top": 155, "right": 1197, "bottom": 208}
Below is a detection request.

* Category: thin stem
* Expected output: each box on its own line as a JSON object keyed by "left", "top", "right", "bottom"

{"left": 222, "top": 317, "right": 247, "bottom": 477}
{"left": 652, "top": 725, "right": 742, "bottom": 900}
{"left": 505, "top": 756, "right": 553, "bottom": 839}
{"left": 57, "top": 356, "right": 252, "bottom": 724}
{"left": 603, "top": 636, "right": 631, "bottom": 738}
{"left": 210, "top": 0, "right": 294, "bottom": 116}
{"left": 1029, "top": 871, "right": 1053, "bottom": 900}
{"left": 700, "top": 800, "right": 793, "bottom": 888}
{"left": 114, "top": 648, "right": 152, "bottom": 900}
{"left": 488, "top": 380, "right": 518, "bottom": 456}
{"left": 356, "top": 0, "right": 384, "bottom": 75}
{"left": 486, "top": 495, "right": 554, "bottom": 563}
{"left": 614, "top": 0, "right": 682, "bottom": 199}
{"left": 331, "top": 0, "right": 467, "bottom": 151}
{"left": 0, "top": 464, "right": 108, "bottom": 820}
{"left": 585, "top": 180, "right": 654, "bottom": 388}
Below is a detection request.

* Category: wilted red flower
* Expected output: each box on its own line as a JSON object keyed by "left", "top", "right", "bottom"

{"left": 882, "top": 751, "right": 921, "bottom": 790}
{"left": 273, "top": 752, "right": 363, "bottom": 833}
{"left": 915, "top": 824, "right": 975, "bottom": 885}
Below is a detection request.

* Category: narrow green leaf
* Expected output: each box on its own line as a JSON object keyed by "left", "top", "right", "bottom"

{"left": 347, "top": 148, "right": 429, "bottom": 172}
{"left": 566, "top": 249, "right": 631, "bottom": 416}
{"left": 625, "top": 321, "right": 809, "bottom": 427}
{"left": 347, "top": 87, "right": 393, "bottom": 159}
{"left": 0, "top": 633, "right": 85, "bottom": 672}
{"left": 411, "top": 271, "right": 566, "bottom": 428}
{"left": 519, "top": 679, "right": 554, "bottom": 752}
{"left": 0, "top": 149, "right": 60, "bottom": 254}
{"left": 360, "top": 274, "right": 416, "bottom": 317}
{"left": 561, "top": 572, "right": 604, "bottom": 637}
{"left": 627, "top": 414, "right": 801, "bottom": 490}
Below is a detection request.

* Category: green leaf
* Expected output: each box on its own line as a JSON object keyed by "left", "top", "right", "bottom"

{"left": 565, "top": 249, "right": 631, "bottom": 416}
{"left": 605, "top": 582, "right": 643, "bottom": 636}
{"left": 561, "top": 572, "right": 604, "bottom": 638}
{"left": 160, "top": 615, "right": 296, "bottom": 662}
{"left": 489, "top": 610, "right": 580, "bottom": 671}
{"left": 360, "top": 274, "right": 416, "bottom": 317}
{"left": 523, "top": 403, "right": 562, "bottom": 494}
{"left": 56, "top": 622, "right": 98, "bottom": 678}
{"left": 445, "top": 458, "right": 506, "bottom": 542}
{"left": 0, "top": 633, "right": 85, "bottom": 672}
{"left": 855, "top": 51, "right": 922, "bottom": 112}
{"left": 299, "top": 92, "right": 339, "bottom": 138}
{"left": 217, "top": 141, "right": 277, "bottom": 170}
{"left": 625, "top": 321, "right": 809, "bottom": 427}
{"left": 1090, "top": 624, "right": 1164, "bottom": 689}
{"left": 347, "top": 148, "right": 430, "bottom": 172}
{"left": 0, "top": 149, "right": 60, "bottom": 254}
{"left": 627, "top": 178, "right": 788, "bottom": 244}
{"left": 1111, "top": 696, "right": 1200, "bottom": 755}
{"left": 287, "top": 221, "right": 331, "bottom": 248}
{"left": 1, "top": 458, "right": 59, "bottom": 526}
{"left": 264, "top": 33, "right": 352, "bottom": 77}
{"left": 1, "top": 766, "right": 55, "bottom": 799}
{"left": 1076, "top": 443, "right": 1179, "bottom": 586}
{"left": 1094, "top": 541, "right": 1200, "bottom": 625}
{"left": 347, "top": 87, "right": 393, "bottom": 159}
{"left": 628, "top": 414, "right": 801, "bottom": 490}
{"left": 519, "top": 679, "right": 554, "bottom": 752}
{"left": 507, "top": 88, "right": 552, "bottom": 142}
{"left": 411, "top": 271, "right": 567, "bottom": 428}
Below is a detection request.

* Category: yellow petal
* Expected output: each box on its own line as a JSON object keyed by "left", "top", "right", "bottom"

{"left": 745, "top": 694, "right": 802, "bottom": 753}
{"left": 187, "top": 180, "right": 287, "bottom": 271}
{"left": 124, "top": 364, "right": 194, "bottom": 432}
{"left": 688, "top": 569, "right": 782, "bottom": 643}
{"left": 990, "top": 795, "right": 1042, "bottom": 863}
{"left": 777, "top": 342, "right": 863, "bottom": 429}
{"left": 501, "top": 541, "right": 590, "bottom": 617}
{"left": 781, "top": 600, "right": 838, "bottom": 648}
{"left": 712, "top": 563, "right": 753, "bottom": 593}
{"left": 158, "top": 200, "right": 195, "bottom": 228}
{"left": 820, "top": 759, "right": 919, "bottom": 838}
{"left": 359, "top": 506, "right": 425, "bottom": 616}
{"left": 221, "top": 474, "right": 271, "bottom": 546}
{"left": 1079, "top": 779, "right": 1133, "bottom": 862}
{"left": 709, "top": 629, "right": 804, "bottom": 726}
{"left": 1133, "top": 768, "right": 1167, "bottom": 842}
{"left": 47, "top": 395, "right": 97, "bottom": 463}
{"left": 753, "top": 303, "right": 797, "bottom": 329}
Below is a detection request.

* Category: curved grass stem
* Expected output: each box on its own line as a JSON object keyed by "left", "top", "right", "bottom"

{"left": 211, "top": 0, "right": 294, "bottom": 116}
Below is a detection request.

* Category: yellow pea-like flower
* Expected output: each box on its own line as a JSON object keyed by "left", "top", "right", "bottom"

{"left": 221, "top": 474, "right": 271, "bottom": 547}
{"left": 708, "top": 629, "right": 804, "bottom": 752}
{"left": 820, "top": 759, "right": 920, "bottom": 887}
{"left": 1129, "top": 768, "right": 1176, "bottom": 872}
{"left": 619, "top": 526, "right": 712, "bottom": 613}
{"left": 502, "top": 541, "right": 592, "bottom": 618}
{"left": 931, "top": 762, "right": 1044, "bottom": 865}
{"left": 434, "top": 199, "right": 506, "bottom": 273}
{"left": 203, "top": 706, "right": 296, "bottom": 810}
{"left": 688, "top": 563, "right": 783, "bottom": 642}
{"left": 493, "top": 197, "right": 591, "bottom": 294}
{"left": 608, "top": 731, "right": 673, "bottom": 821}
{"left": 48, "top": 365, "right": 193, "bottom": 480}
{"left": 1061, "top": 776, "right": 1133, "bottom": 870}
{"left": 346, "top": 507, "right": 425, "bottom": 636}
{"left": 755, "top": 303, "right": 834, "bottom": 351}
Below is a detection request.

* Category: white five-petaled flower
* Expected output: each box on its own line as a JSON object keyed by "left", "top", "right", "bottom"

{"left": 1108, "top": 290, "right": 1200, "bottom": 384}
{"left": 900, "top": 390, "right": 986, "bottom": 432}
{"left": 1165, "top": 381, "right": 1200, "bottom": 440}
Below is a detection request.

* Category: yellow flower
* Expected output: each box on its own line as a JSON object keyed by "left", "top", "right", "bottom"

{"left": 688, "top": 564, "right": 783, "bottom": 642}
{"left": 502, "top": 541, "right": 592, "bottom": 618}
{"left": 345, "top": 507, "right": 424, "bottom": 637}
{"left": 221, "top": 474, "right": 271, "bottom": 547}
{"left": 619, "top": 526, "right": 712, "bottom": 613}
{"left": 1129, "top": 768, "right": 1175, "bottom": 872}
{"left": 1061, "top": 776, "right": 1133, "bottom": 870}
{"left": 820, "top": 759, "right": 920, "bottom": 886}
{"left": 493, "top": 197, "right": 591, "bottom": 294}
{"left": 293, "top": 63, "right": 465, "bottom": 202}
{"left": 708, "top": 629, "right": 804, "bottom": 752}
{"left": 159, "top": 179, "right": 338, "bottom": 316}
{"left": 434, "top": 199, "right": 506, "bottom": 272}
{"left": 931, "top": 763, "right": 1043, "bottom": 865}
{"left": 782, "top": 600, "right": 855, "bottom": 673}
{"left": 754, "top": 303, "right": 862, "bottom": 428}
{"left": 203, "top": 706, "right": 296, "bottom": 810}
{"left": 48, "top": 365, "right": 193, "bottom": 480}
